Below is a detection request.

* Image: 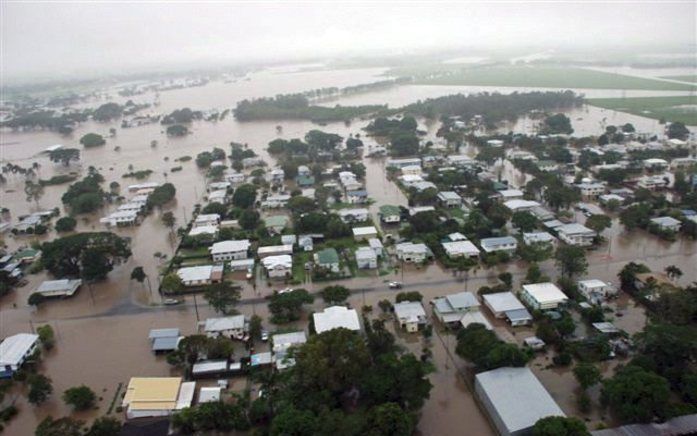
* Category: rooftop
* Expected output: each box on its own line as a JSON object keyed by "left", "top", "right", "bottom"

{"left": 0, "top": 333, "right": 39, "bottom": 366}
{"left": 210, "top": 240, "right": 251, "bottom": 255}
{"left": 313, "top": 306, "right": 360, "bottom": 334}
{"left": 122, "top": 377, "right": 186, "bottom": 411}
{"left": 522, "top": 283, "right": 568, "bottom": 304}
{"left": 483, "top": 292, "right": 525, "bottom": 313}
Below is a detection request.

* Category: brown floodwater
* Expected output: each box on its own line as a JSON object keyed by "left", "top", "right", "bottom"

{"left": 1, "top": 66, "right": 696, "bottom": 434}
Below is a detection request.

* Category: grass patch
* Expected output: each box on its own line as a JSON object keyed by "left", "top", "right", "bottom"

{"left": 660, "top": 74, "right": 697, "bottom": 83}
{"left": 291, "top": 252, "right": 311, "bottom": 284}
{"left": 586, "top": 95, "right": 697, "bottom": 125}
{"left": 414, "top": 66, "right": 697, "bottom": 91}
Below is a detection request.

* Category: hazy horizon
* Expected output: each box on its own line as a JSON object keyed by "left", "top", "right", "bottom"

{"left": 1, "top": 1, "right": 695, "bottom": 83}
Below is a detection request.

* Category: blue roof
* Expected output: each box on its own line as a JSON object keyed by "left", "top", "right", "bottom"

{"left": 347, "top": 190, "right": 368, "bottom": 196}
{"left": 682, "top": 209, "right": 697, "bottom": 217}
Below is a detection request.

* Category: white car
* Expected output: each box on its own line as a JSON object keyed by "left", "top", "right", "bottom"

{"left": 388, "top": 281, "right": 403, "bottom": 289}
{"left": 260, "top": 330, "right": 269, "bottom": 341}
{"left": 278, "top": 287, "right": 294, "bottom": 294}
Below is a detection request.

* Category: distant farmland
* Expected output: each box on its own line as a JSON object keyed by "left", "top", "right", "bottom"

{"left": 586, "top": 95, "right": 697, "bottom": 125}
{"left": 412, "top": 66, "right": 697, "bottom": 91}
{"left": 660, "top": 74, "right": 697, "bottom": 84}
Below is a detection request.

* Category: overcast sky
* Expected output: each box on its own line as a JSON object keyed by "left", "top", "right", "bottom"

{"left": 1, "top": 1, "right": 695, "bottom": 81}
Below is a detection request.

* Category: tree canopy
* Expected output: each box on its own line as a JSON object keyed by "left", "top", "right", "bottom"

{"left": 41, "top": 232, "right": 131, "bottom": 279}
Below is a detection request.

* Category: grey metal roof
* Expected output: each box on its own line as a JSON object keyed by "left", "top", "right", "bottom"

{"left": 506, "top": 308, "right": 533, "bottom": 322}
{"left": 445, "top": 292, "right": 479, "bottom": 310}
{"left": 148, "top": 328, "right": 180, "bottom": 340}
{"left": 592, "top": 413, "right": 697, "bottom": 436}
{"left": 151, "top": 336, "right": 180, "bottom": 351}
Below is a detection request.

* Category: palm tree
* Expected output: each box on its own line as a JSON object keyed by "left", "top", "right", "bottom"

{"left": 664, "top": 265, "right": 683, "bottom": 282}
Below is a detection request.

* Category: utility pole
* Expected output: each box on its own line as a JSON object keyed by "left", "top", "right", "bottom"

{"left": 193, "top": 293, "right": 200, "bottom": 322}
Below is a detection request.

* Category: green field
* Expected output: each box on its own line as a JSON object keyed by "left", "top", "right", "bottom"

{"left": 586, "top": 95, "right": 697, "bottom": 125}
{"left": 411, "top": 66, "right": 697, "bottom": 91}
{"left": 660, "top": 74, "right": 697, "bottom": 83}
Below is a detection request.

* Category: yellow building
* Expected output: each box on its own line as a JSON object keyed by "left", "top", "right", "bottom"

{"left": 122, "top": 377, "right": 195, "bottom": 419}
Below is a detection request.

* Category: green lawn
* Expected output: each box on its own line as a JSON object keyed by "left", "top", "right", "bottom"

{"left": 412, "top": 66, "right": 697, "bottom": 91}
{"left": 586, "top": 95, "right": 697, "bottom": 125}
{"left": 660, "top": 75, "right": 697, "bottom": 83}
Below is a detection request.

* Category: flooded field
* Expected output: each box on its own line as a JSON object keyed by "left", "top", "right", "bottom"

{"left": 1, "top": 66, "right": 696, "bottom": 434}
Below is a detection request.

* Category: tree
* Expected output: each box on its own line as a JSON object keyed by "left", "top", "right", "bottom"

{"left": 270, "top": 406, "right": 317, "bottom": 436}
{"left": 542, "top": 113, "right": 573, "bottom": 134}
{"left": 269, "top": 289, "right": 314, "bottom": 323}
{"left": 49, "top": 148, "right": 80, "bottom": 166}
{"left": 166, "top": 124, "right": 188, "bottom": 137}
{"left": 130, "top": 266, "right": 146, "bottom": 284}
{"left": 61, "top": 173, "right": 106, "bottom": 214}
{"left": 532, "top": 416, "right": 589, "bottom": 436}
{"left": 37, "top": 324, "right": 55, "bottom": 350}
{"left": 28, "top": 292, "right": 46, "bottom": 307}
{"left": 41, "top": 232, "right": 131, "bottom": 279}
{"left": 367, "top": 402, "right": 414, "bottom": 436}
{"left": 204, "top": 281, "right": 241, "bottom": 315}
{"left": 555, "top": 245, "right": 588, "bottom": 278}
{"left": 248, "top": 314, "right": 263, "bottom": 342}
{"left": 161, "top": 273, "right": 184, "bottom": 294}
{"left": 80, "top": 133, "right": 106, "bottom": 147}
{"left": 511, "top": 211, "right": 538, "bottom": 232}
{"left": 35, "top": 416, "right": 83, "bottom": 436}
{"left": 24, "top": 180, "right": 44, "bottom": 207}
{"left": 288, "top": 196, "right": 316, "bottom": 214}
{"left": 28, "top": 374, "right": 53, "bottom": 405}
{"left": 147, "top": 183, "right": 176, "bottom": 208}
{"left": 85, "top": 417, "right": 121, "bottom": 436}
{"left": 162, "top": 211, "right": 176, "bottom": 231}
{"left": 321, "top": 285, "right": 350, "bottom": 305}
{"left": 63, "top": 385, "right": 96, "bottom": 410}
{"left": 573, "top": 363, "right": 601, "bottom": 390}
{"left": 618, "top": 261, "right": 650, "bottom": 290}
{"left": 664, "top": 265, "right": 683, "bottom": 282}
{"left": 601, "top": 365, "right": 670, "bottom": 423}
{"left": 395, "top": 291, "right": 423, "bottom": 303}
{"left": 232, "top": 183, "right": 257, "bottom": 208}
{"left": 239, "top": 208, "right": 260, "bottom": 230}
{"left": 667, "top": 121, "right": 690, "bottom": 140}
{"left": 55, "top": 216, "right": 77, "bottom": 232}
{"left": 585, "top": 214, "right": 611, "bottom": 235}
{"left": 620, "top": 203, "right": 652, "bottom": 230}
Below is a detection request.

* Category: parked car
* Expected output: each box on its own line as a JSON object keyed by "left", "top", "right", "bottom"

{"left": 278, "top": 287, "right": 294, "bottom": 294}
{"left": 260, "top": 330, "right": 269, "bottom": 341}
{"left": 388, "top": 281, "right": 403, "bottom": 289}
{"left": 163, "top": 298, "right": 182, "bottom": 306}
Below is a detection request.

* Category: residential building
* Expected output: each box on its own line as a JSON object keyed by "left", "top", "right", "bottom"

{"left": 521, "top": 283, "right": 568, "bottom": 311}
{"left": 522, "top": 232, "right": 556, "bottom": 246}
{"left": 229, "top": 258, "right": 255, "bottom": 271}
{"left": 447, "top": 155, "right": 477, "bottom": 167}
{"left": 176, "top": 265, "right": 223, "bottom": 287}
{"left": 346, "top": 190, "right": 368, "bottom": 204}
{"left": 314, "top": 248, "right": 340, "bottom": 272}
{"left": 577, "top": 182, "right": 605, "bottom": 200}
{"left": 0, "top": 333, "right": 39, "bottom": 377}
{"left": 437, "top": 191, "right": 462, "bottom": 208}
{"left": 257, "top": 244, "right": 293, "bottom": 258}
{"left": 355, "top": 247, "right": 378, "bottom": 269}
{"left": 498, "top": 189, "right": 524, "bottom": 201}
{"left": 352, "top": 226, "right": 378, "bottom": 241}
{"left": 262, "top": 194, "right": 291, "bottom": 208}
{"left": 393, "top": 301, "right": 428, "bottom": 332}
{"left": 272, "top": 331, "right": 307, "bottom": 370}
{"left": 204, "top": 315, "right": 247, "bottom": 339}
{"left": 475, "top": 367, "right": 565, "bottom": 436}
{"left": 401, "top": 164, "right": 422, "bottom": 176}
{"left": 409, "top": 206, "right": 436, "bottom": 216}
{"left": 578, "top": 279, "right": 617, "bottom": 303}
{"left": 100, "top": 210, "right": 139, "bottom": 226}
{"left": 209, "top": 240, "right": 250, "bottom": 262}
{"left": 207, "top": 190, "right": 228, "bottom": 204}
{"left": 265, "top": 215, "right": 289, "bottom": 234}
{"left": 261, "top": 255, "right": 292, "bottom": 278}
{"left": 479, "top": 236, "right": 518, "bottom": 254}
{"left": 188, "top": 225, "right": 219, "bottom": 237}
{"left": 395, "top": 242, "right": 430, "bottom": 263}
{"left": 557, "top": 223, "right": 596, "bottom": 246}
{"left": 339, "top": 208, "right": 370, "bottom": 223}
{"left": 650, "top": 216, "right": 681, "bottom": 232}
{"left": 35, "top": 279, "right": 82, "bottom": 298}
{"left": 487, "top": 139, "right": 504, "bottom": 147}
{"left": 122, "top": 377, "right": 195, "bottom": 419}
{"left": 369, "top": 238, "right": 384, "bottom": 257}
{"left": 313, "top": 306, "right": 361, "bottom": 334}
{"left": 482, "top": 292, "right": 532, "bottom": 326}
{"left": 386, "top": 158, "right": 421, "bottom": 169}
{"left": 432, "top": 292, "right": 480, "bottom": 325}
{"left": 193, "top": 214, "right": 220, "bottom": 228}
{"left": 442, "top": 240, "right": 480, "bottom": 258}
{"left": 379, "top": 205, "right": 401, "bottom": 223}
{"left": 637, "top": 174, "right": 669, "bottom": 190}
{"left": 149, "top": 329, "right": 181, "bottom": 353}
{"left": 643, "top": 158, "right": 669, "bottom": 170}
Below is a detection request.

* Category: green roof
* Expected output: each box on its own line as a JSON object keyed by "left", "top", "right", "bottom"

{"left": 295, "top": 175, "right": 315, "bottom": 186}
{"left": 379, "top": 205, "right": 400, "bottom": 216}
{"left": 14, "top": 248, "right": 40, "bottom": 260}
{"left": 315, "top": 248, "right": 339, "bottom": 265}
{"left": 265, "top": 215, "right": 289, "bottom": 228}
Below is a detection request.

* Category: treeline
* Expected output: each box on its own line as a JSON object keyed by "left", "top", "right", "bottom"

{"left": 301, "top": 77, "right": 412, "bottom": 100}
{"left": 234, "top": 94, "right": 385, "bottom": 123}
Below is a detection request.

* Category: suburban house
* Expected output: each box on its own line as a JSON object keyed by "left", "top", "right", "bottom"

{"left": 313, "top": 306, "right": 361, "bottom": 334}
{"left": 352, "top": 226, "right": 378, "bottom": 241}
{"left": 498, "top": 189, "right": 524, "bottom": 201}
{"left": 576, "top": 182, "right": 605, "bottom": 200}
{"left": 122, "top": 377, "right": 195, "bottom": 420}
{"left": 650, "top": 216, "right": 681, "bottom": 232}
{"left": 643, "top": 158, "right": 669, "bottom": 170}
{"left": 442, "top": 240, "right": 480, "bottom": 258}
{"left": 393, "top": 301, "right": 428, "bottom": 332}
{"left": 482, "top": 292, "right": 532, "bottom": 326}
{"left": 521, "top": 283, "right": 568, "bottom": 311}
{"left": 339, "top": 208, "right": 370, "bottom": 223}
{"left": 395, "top": 242, "right": 431, "bottom": 263}
{"left": 437, "top": 191, "right": 462, "bottom": 208}
{"left": 503, "top": 199, "right": 540, "bottom": 213}
{"left": 193, "top": 214, "right": 220, "bottom": 228}
{"left": 261, "top": 255, "right": 292, "bottom": 278}
{"left": 262, "top": 194, "right": 291, "bottom": 209}
{"left": 355, "top": 247, "right": 378, "bottom": 269}
{"left": 35, "top": 279, "right": 82, "bottom": 298}
{"left": 479, "top": 236, "right": 518, "bottom": 254}
{"left": 637, "top": 174, "right": 669, "bottom": 190}
{"left": 578, "top": 279, "right": 617, "bottom": 303}
{"left": 447, "top": 155, "right": 476, "bottom": 167}
{"left": 369, "top": 238, "right": 384, "bottom": 257}
{"left": 522, "top": 232, "right": 556, "bottom": 246}
{"left": 314, "top": 248, "right": 340, "bottom": 272}
{"left": 401, "top": 164, "right": 422, "bottom": 176}
{"left": 257, "top": 244, "right": 293, "bottom": 258}
{"left": 209, "top": 240, "right": 251, "bottom": 262}
{"left": 148, "top": 329, "right": 182, "bottom": 353}
{"left": 203, "top": 315, "right": 247, "bottom": 339}
{"left": 386, "top": 157, "right": 421, "bottom": 169}
{"left": 346, "top": 190, "right": 369, "bottom": 204}
{"left": 188, "top": 225, "right": 219, "bottom": 237}
{"left": 100, "top": 210, "right": 139, "bottom": 227}
{"left": 432, "top": 291, "right": 480, "bottom": 325}
{"left": 265, "top": 215, "right": 290, "bottom": 234}
{"left": 176, "top": 265, "right": 224, "bottom": 287}
{"left": 272, "top": 331, "right": 307, "bottom": 370}
{"left": 379, "top": 205, "right": 401, "bottom": 223}
{"left": 557, "top": 223, "right": 596, "bottom": 246}
{"left": 207, "top": 190, "right": 228, "bottom": 204}
{"left": 409, "top": 206, "right": 435, "bottom": 216}
{"left": 0, "top": 333, "right": 39, "bottom": 378}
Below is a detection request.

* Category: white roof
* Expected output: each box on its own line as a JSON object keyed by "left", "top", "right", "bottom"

{"left": 460, "top": 311, "right": 493, "bottom": 330}
{"left": 578, "top": 279, "right": 608, "bottom": 289}
{"left": 192, "top": 360, "right": 228, "bottom": 374}
{"left": 651, "top": 216, "right": 681, "bottom": 226}
{"left": 355, "top": 246, "right": 377, "bottom": 260}
{"left": 45, "top": 144, "right": 63, "bottom": 152}
{"left": 446, "top": 292, "right": 480, "bottom": 309}
{"left": 195, "top": 214, "right": 220, "bottom": 223}
{"left": 176, "top": 382, "right": 196, "bottom": 410}
{"left": 368, "top": 238, "right": 383, "bottom": 249}
{"left": 352, "top": 226, "right": 377, "bottom": 236}
{"left": 204, "top": 315, "right": 245, "bottom": 332}
{"left": 504, "top": 199, "right": 540, "bottom": 210}
{"left": 0, "top": 333, "right": 39, "bottom": 366}
{"left": 438, "top": 191, "right": 461, "bottom": 200}
{"left": 210, "top": 240, "right": 250, "bottom": 255}
{"left": 177, "top": 265, "right": 213, "bottom": 283}
{"left": 198, "top": 387, "right": 222, "bottom": 403}
{"left": 313, "top": 306, "right": 361, "bottom": 334}
{"left": 272, "top": 331, "right": 307, "bottom": 351}
{"left": 483, "top": 292, "right": 526, "bottom": 313}
{"left": 261, "top": 254, "right": 292, "bottom": 269}
{"left": 339, "top": 208, "right": 369, "bottom": 217}
{"left": 523, "top": 232, "right": 555, "bottom": 243}
{"left": 36, "top": 279, "right": 81, "bottom": 295}
{"left": 443, "top": 240, "right": 480, "bottom": 256}
{"left": 499, "top": 189, "right": 524, "bottom": 198}
{"left": 189, "top": 225, "right": 219, "bottom": 236}
{"left": 257, "top": 245, "right": 293, "bottom": 255}
{"left": 558, "top": 223, "right": 595, "bottom": 236}
{"left": 396, "top": 242, "right": 429, "bottom": 254}
{"left": 522, "top": 283, "right": 568, "bottom": 305}
{"left": 393, "top": 301, "right": 426, "bottom": 323}
{"left": 476, "top": 367, "right": 565, "bottom": 434}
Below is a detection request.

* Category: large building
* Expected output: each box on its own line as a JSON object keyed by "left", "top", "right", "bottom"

{"left": 475, "top": 367, "right": 565, "bottom": 436}
{"left": 122, "top": 377, "right": 195, "bottom": 419}
{"left": 209, "top": 240, "right": 250, "bottom": 262}
{"left": 0, "top": 333, "right": 39, "bottom": 378}
{"left": 521, "top": 283, "right": 568, "bottom": 311}
{"left": 313, "top": 306, "right": 361, "bottom": 334}
{"left": 557, "top": 223, "right": 596, "bottom": 246}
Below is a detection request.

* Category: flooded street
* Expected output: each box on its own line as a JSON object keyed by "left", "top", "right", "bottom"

{"left": 1, "top": 67, "right": 696, "bottom": 434}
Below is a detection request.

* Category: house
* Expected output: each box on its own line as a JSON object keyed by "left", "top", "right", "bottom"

{"left": 269, "top": 168, "right": 285, "bottom": 183}
{"left": 128, "top": 182, "right": 160, "bottom": 192}
{"left": 281, "top": 234, "right": 297, "bottom": 246}
{"left": 298, "top": 235, "right": 314, "bottom": 252}
{"left": 229, "top": 258, "right": 255, "bottom": 271}
{"left": 355, "top": 247, "right": 378, "bottom": 269}
{"left": 261, "top": 255, "right": 292, "bottom": 278}
{"left": 199, "top": 387, "right": 222, "bottom": 403}
{"left": 409, "top": 206, "right": 436, "bottom": 216}
{"left": 204, "top": 315, "right": 247, "bottom": 339}
{"left": 226, "top": 171, "right": 246, "bottom": 184}
{"left": 599, "top": 193, "right": 625, "bottom": 206}
{"left": 411, "top": 181, "right": 438, "bottom": 192}
{"left": 395, "top": 242, "right": 430, "bottom": 263}
{"left": 257, "top": 244, "right": 293, "bottom": 258}
{"left": 295, "top": 175, "right": 315, "bottom": 187}
{"left": 437, "top": 191, "right": 462, "bottom": 208}
{"left": 447, "top": 155, "right": 477, "bottom": 167}
{"left": 347, "top": 190, "right": 369, "bottom": 204}
{"left": 399, "top": 174, "right": 424, "bottom": 187}
{"left": 36, "top": 279, "right": 82, "bottom": 298}
{"left": 643, "top": 158, "right": 669, "bottom": 170}
{"left": 487, "top": 139, "right": 504, "bottom": 147}
{"left": 393, "top": 301, "right": 428, "bottom": 332}
{"left": 189, "top": 225, "right": 219, "bottom": 237}
{"left": 13, "top": 248, "right": 41, "bottom": 264}
{"left": 557, "top": 223, "right": 596, "bottom": 246}
{"left": 313, "top": 306, "right": 361, "bottom": 334}
{"left": 149, "top": 329, "right": 181, "bottom": 353}
{"left": 475, "top": 367, "right": 565, "bottom": 436}
{"left": 208, "top": 181, "right": 230, "bottom": 192}
{"left": 578, "top": 279, "right": 617, "bottom": 303}
{"left": 315, "top": 248, "right": 340, "bottom": 272}
{"left": 576, "top": 182, "right": 605, "bottom": 200}
{"left": 100, "top": 210, "right": 139, "bottom": 226}
{"left": 339, "top": 208, "right": 369, "bottom": 223}
{"left": 207, "top": 190, "right": 228, "bottom": 204}
{"left": 272, "top": 331, "right": 307, "bottom": 370}
{"left": 177, "top": 265, "right": 223, "bottom": 287}
{"left": 265, "top": 215, "right": 289, "bottom": 234}
{"left": 432, "top": 292, "right": 480, "bottom": 325}
{"left": 650, "top": 216, "right": 681, "bottom": 232}
{"left": 536, "top": 160, "right": 558, "bottom": 172}
{"left": 193, "top": 214, "right": 220, "bottom": 228}
{"left": 503, "top": 199, "right": 540, "bottom": 213}
{"left": 482, "top": 292, "right": 532, "bottom": 326}
{"left": 0, "top": 333, "right": 39, "bottom": 378}
{"left": 369, "top": 238, "right": 384, "bottom": 257}
{"left": 637, "top": 174, "right": 669, "bottom": 190}
{"left": 521, "top": 283, "right": 568, "bottom": 311}
{"left": 401, "top": 164, "right": 422, "bottom": 176}
{"left": 522, "top": 232, "right": 556, "bottom": 246}
{"left": 442, "top": 240, "right": 480, "bottom": 258}
{"left": 479, "top": 236, "right": 518, "bottom": 254}
{"left": 209, "top": 240, "right": 250, "bottom": 262}
{"left": 386, "top": 158, "right": 421, "bottom": 169}
{"left": 262, "top": 194, "right": 291, "bottom": 209}
{"left": 352, "top": 226, "right": 378, "bottom": 241}
{"left": 122, "top": 377, "right": 195, "bottom": 419}
{"left": 498, "top": 189, "right": 524, "bottom": 201}
{"left": 379, "top": 205, "right": 401, "bottom": 223}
